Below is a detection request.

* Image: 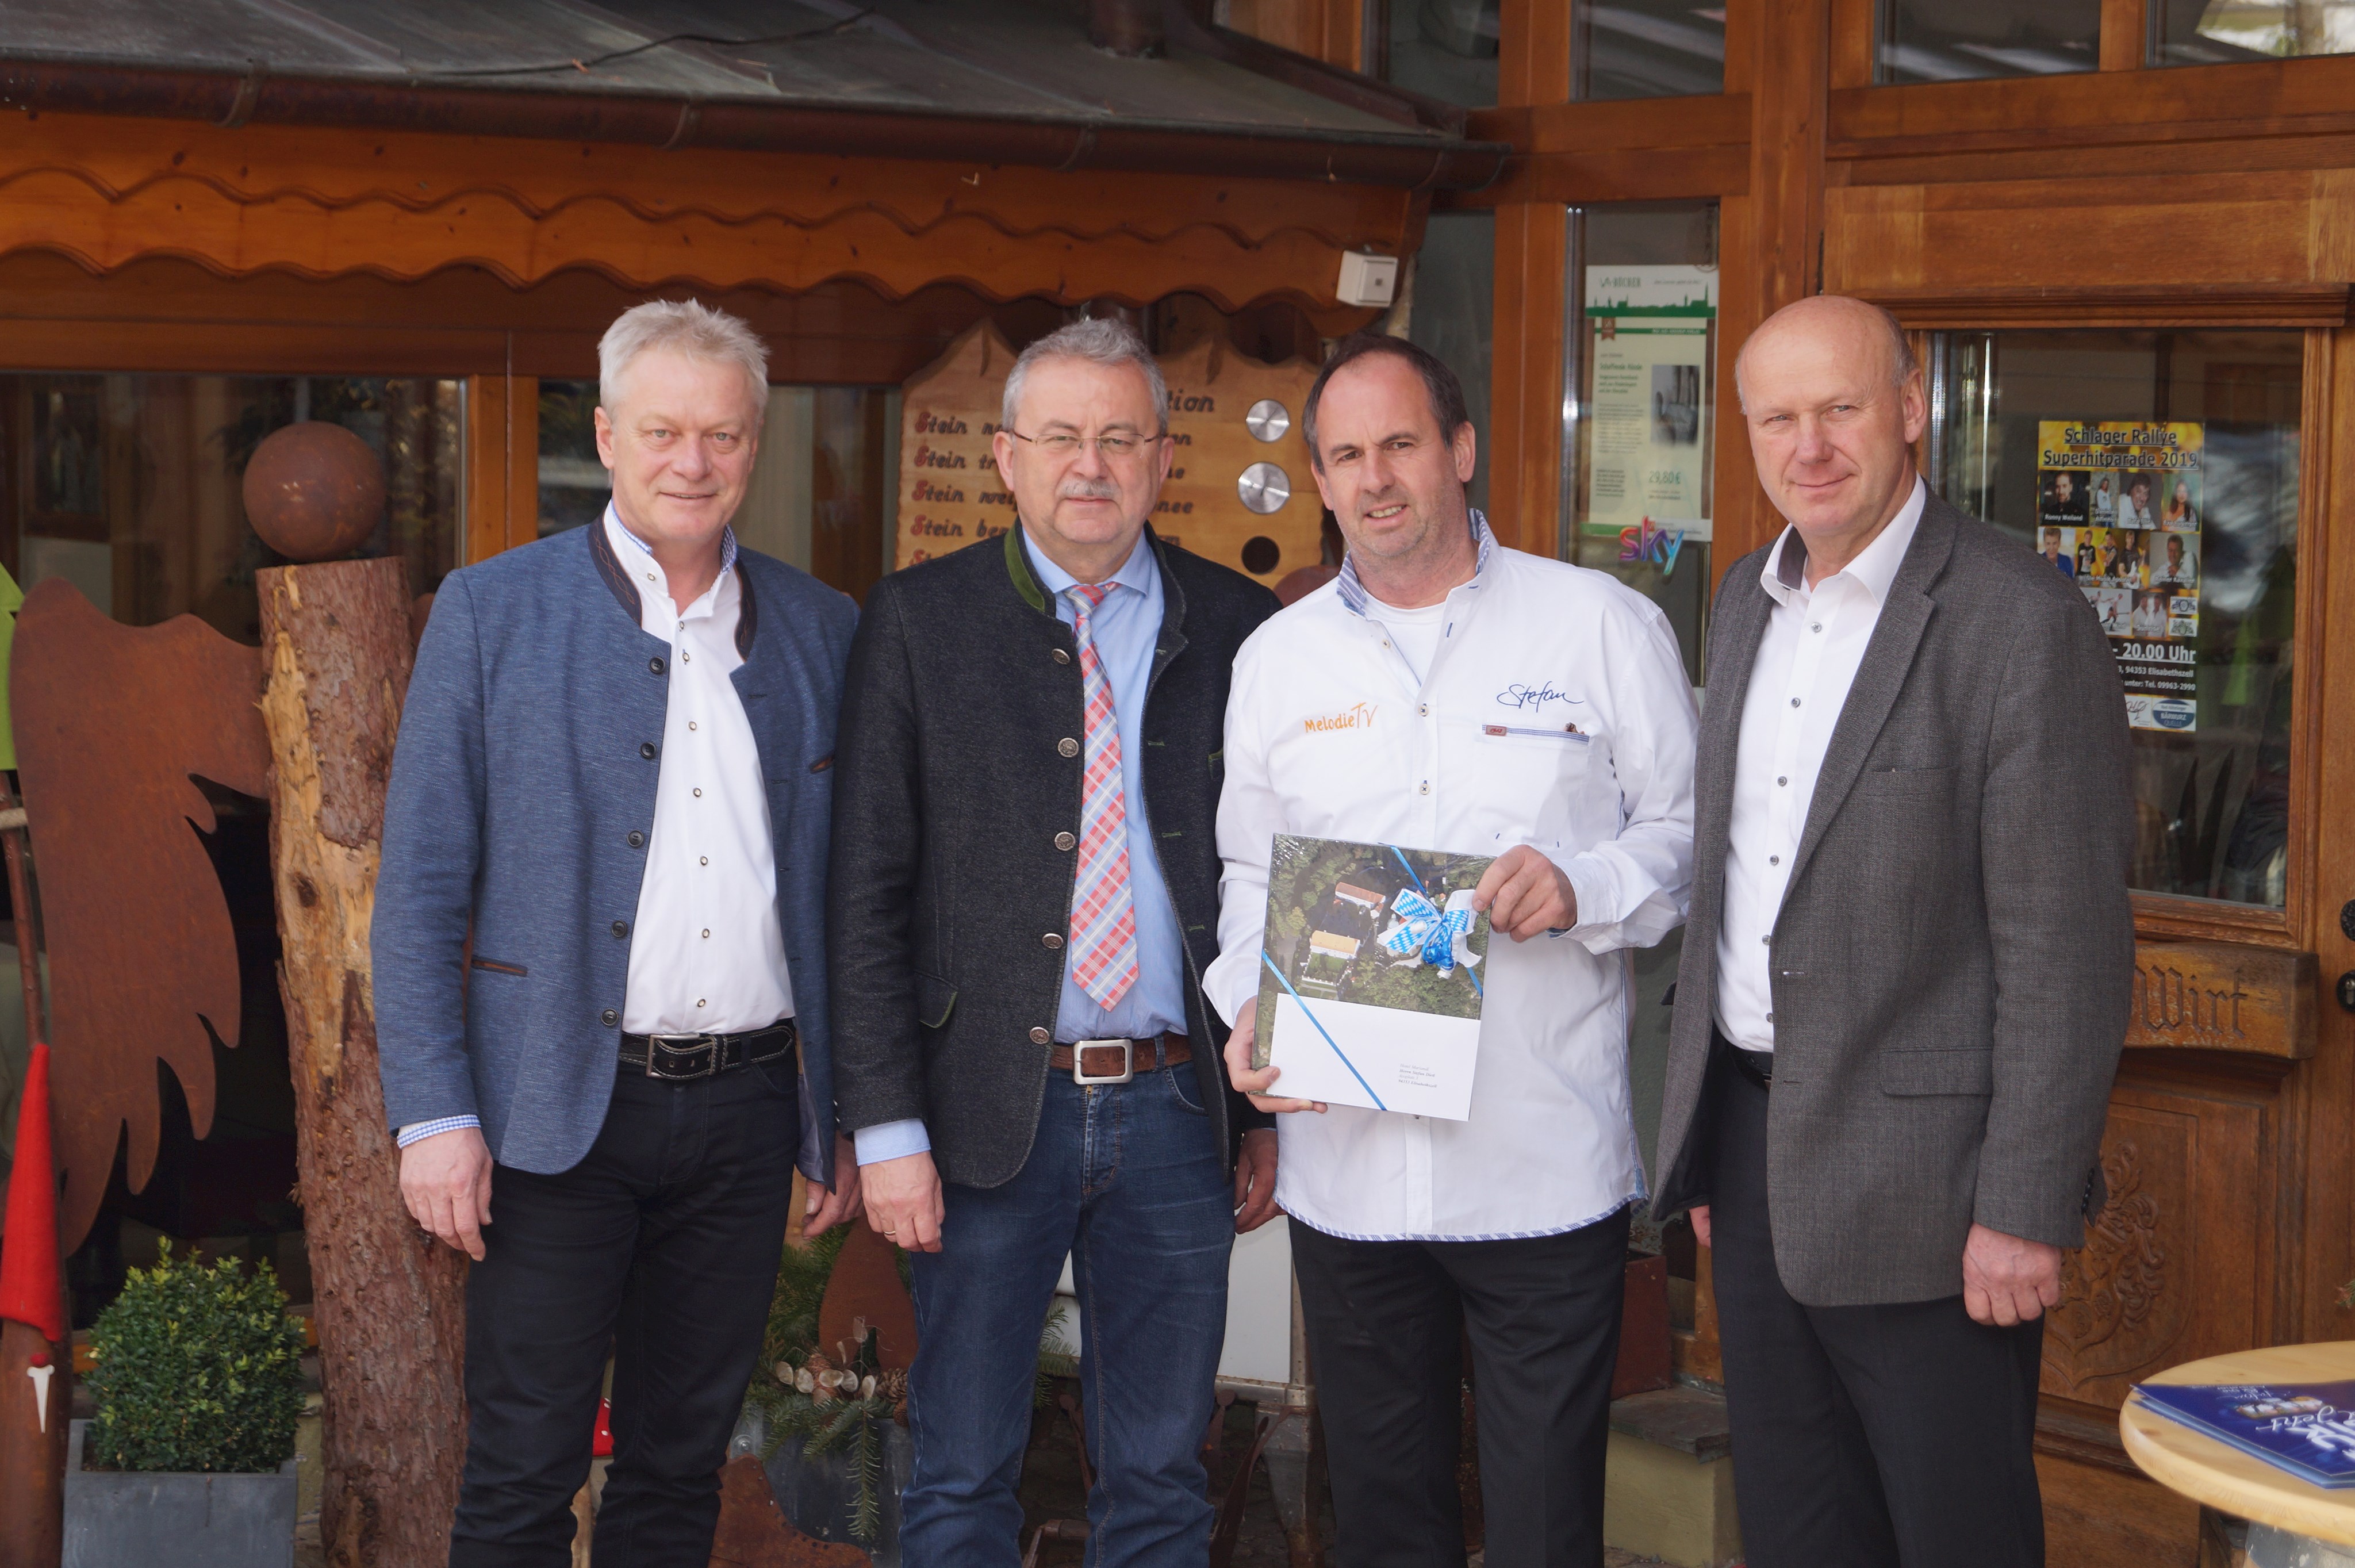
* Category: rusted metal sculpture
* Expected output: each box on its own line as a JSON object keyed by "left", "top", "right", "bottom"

{"left": 9, "top": 581, "right": 269, "bottom": 1256}
{"left": 259, "top": 552, "right": 465, "bottom": 1568}
{"left": 243, "top": 421, "right": 386, "bottom": 563}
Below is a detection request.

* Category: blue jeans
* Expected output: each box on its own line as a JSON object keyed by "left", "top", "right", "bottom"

{"left": 900, "top": 1065, "right": 1233, "bottom": 1568}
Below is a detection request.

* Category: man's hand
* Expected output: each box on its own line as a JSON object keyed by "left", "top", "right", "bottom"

{"left": 1962, "top": 1222, "right": 2063, "bottom": 1327}
{"left": 1471, "top": 845, "right": 1578, "bottom": 941}
{"left": 1690, "top": 1204, "right": 1712, "bottom": 1249}
{"left": 862, "top": 1149, "right": 946, "bottom": 1253}
{"left": 400, "top": 1126, "right": 494, "bottom": 1262}
{"left": 1221, "top": 999, "right": 1326, "bottom": 1115}
{"left": 1233, "top": 1128, "right": 1280, "bottom": 1235}
{"left": 802, "top": 1134, "right": 865, "bottom": 1237}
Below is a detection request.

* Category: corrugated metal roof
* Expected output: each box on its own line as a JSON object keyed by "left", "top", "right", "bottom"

{"left": 0, "top": 0, "right": 1449, "bottom": 144}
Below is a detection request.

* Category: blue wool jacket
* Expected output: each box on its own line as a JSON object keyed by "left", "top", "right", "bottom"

{"left": 372, "top": 520, "right": 856, "bottom": 1185}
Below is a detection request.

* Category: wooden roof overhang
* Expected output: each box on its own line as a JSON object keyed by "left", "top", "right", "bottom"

{"left": 0, "top": 1, "right": 1508, "bottom": 323}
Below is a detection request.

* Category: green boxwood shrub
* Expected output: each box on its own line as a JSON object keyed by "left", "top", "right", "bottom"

{"left": 85, "top": 1241, "right": 307, "bottom": 1474}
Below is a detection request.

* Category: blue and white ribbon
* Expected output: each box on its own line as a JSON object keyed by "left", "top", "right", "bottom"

{"left": 1376, "top": 888, "right": 1482, "bottom": 979}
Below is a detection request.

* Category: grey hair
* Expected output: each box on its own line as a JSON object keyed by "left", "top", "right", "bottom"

{"left": 600, "top": 298, "right": 770, "bottom": 418}
{"left": 1002, "top": 317, "right": 1168, "bottom": 436}
{"left": 1732, "top": 296, "right": 1918, "bottom": 414}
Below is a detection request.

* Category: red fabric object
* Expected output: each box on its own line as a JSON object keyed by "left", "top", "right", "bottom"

{"left": 0, "top": 1042, "right": 65, "bottom": 1344}
{"left": 592, "top": 1396, "right": 613, "bottom": 1458}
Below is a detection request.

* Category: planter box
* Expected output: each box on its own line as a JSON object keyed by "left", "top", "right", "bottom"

{"left": 63, "top": 1419, "right": 298, "bottom": 1568}
{"left": 731, "top": 1404, "right": 914, "bottom": 1567}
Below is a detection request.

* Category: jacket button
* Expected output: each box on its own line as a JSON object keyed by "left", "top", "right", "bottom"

{"left": 1054, "top": 831, "right": 1076, "bottom": 851}
{"left": 1052, "top": 648, "right": 1071, "bottom": 665}
{"left": 1057, "top": 737, "right": 1080, "bottom": 758}
{"left": 1029, "top": 1026, "right": 1050, "bottom": 1045}
{"left": 1042, "top": 933, "right": 1065, "bottom": 950}
{"left": 601, "top": 1009, "right": 618, "bottom": 1026}
{"left": 649, "top": 656, "right": 665, "bottom": 674}
{"left": 640, "top": 742, "right": 658, "bottom": 760}
{"left": 611, "top": 919, "right": 630, "bottom": 938}
{"left": 627, "top": 830, "right": 645, "bottom": 848}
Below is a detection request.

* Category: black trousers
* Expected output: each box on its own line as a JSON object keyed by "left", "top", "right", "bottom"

{"left": 1705, "top": 1044, "right": 2046, "bottom": 1568}
{"left": 448, "top": 1060, "right": 799, "bottom": 1568}
{"left": 1290, "top": 1204, "right": 1632, "bottom": 1568}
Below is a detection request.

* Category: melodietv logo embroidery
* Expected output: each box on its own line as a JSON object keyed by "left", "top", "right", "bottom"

{"left": 1303, "top": 703, "right": 1376, "bottom": 734}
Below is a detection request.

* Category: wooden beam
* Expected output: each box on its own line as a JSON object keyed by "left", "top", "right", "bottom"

{"left": 1449, "top": 98, "right": 1751, "bottom": 207}
{"left": 1499, "top": 0, "right": 1571, "bottom": 107}
{"left": 1751, "top": 0, "right": 1831, "bottom": 316}
{"left": 2099, "top": 0, "right": 2149, "bottom": 71}
{"left": 465, "top": 371, "right": 539, "bottom": 564}
{"left": 1487, "top": 202, "right": 1569, "bottom": 558}
{"left": 1828, "top": 0, "right": 1877, "bottom": 90}
{"left": 1861, "top": 283, "right": 2354, "bottom": 329}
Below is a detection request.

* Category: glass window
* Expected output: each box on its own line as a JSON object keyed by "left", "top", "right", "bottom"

{"left": 2153, "top": 0, "right": 2355, "bottom": 63}
{"left": 1380, "top": 0, "right": 1500, "bottom": 107}
{"left": 1562, "top": 201, "right": 1720, "bottom": 686}
{"left": 1406, "top": 212, "right": 1495, "bottom": 522}
{"left": 1575, "top": 2, "right": 1727, "bottom": 100}
{"left": 1924, "top": 328, "right": 2301, "bottom": 908}
{"left": 2, "top": 373, "right": 462, "bottom": 641}
{"left": 1878, "top": 0, "right": 2101, "bottom": 82}
{"left": 539, "top": 379, "right": 897, "bottom": 602}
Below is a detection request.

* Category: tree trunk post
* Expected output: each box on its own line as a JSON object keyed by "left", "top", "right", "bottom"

{"left": 258, "top": 558, "right": 466, "bottom": 1567}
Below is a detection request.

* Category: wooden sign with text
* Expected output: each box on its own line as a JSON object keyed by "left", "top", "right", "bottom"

{"left": 2123, "top": 940, "right": 2313, "bottom": 1060}
{"left": 893, "top": 321, "right": 1323, "bottom": 588}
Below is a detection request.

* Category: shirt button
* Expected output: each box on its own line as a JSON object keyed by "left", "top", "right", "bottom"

{"left": 697, "top": 998, "right": 707, "bottom": 1009}
{"left": 1811, "top": 624, "right": 1823, "bottom": 633}
{"left": 645, "top": 572, "right": 657, "bottom": 584}
{"left": 649, "top": 656, "right": 665, "bottom": 674}
{"left": 682, "top": 650, "right": 691, "bottom": 662}
{"left": 1058, "top": 737, "right": 1080, "bottom": 758}
{"left": 688, "top": 720, "right": 699, "bottom": 731}
{"left": 1054, "top": 831, "right": 1076, "bottom": 851}
{"left": 1029, "top": 1026, "right": 1051, "bottom": 1045}
{"left": 701, "top": 929, "right": 711, "bottom": 939}
{"left": 1418, "top": 781, "right": 1430, "bottom": 795}
{"left": 693, "top": 787, "right": 703, "bottom": 798}
{"left": 1043, "top": 933, "right": 1065, "bottom": 950}
{"left": 1769, "top": 854, "right": 1779, "bottom": 865}
{"left": 1052, "top": 648, "right": 1072, "bottom": 665}
{"left": 700, "top": 856, "right": 709, "bottom": 867}
{"left": 1766, "top": 1011, "right": 1775, "bottom": 1023}
{"left": 601, "top": 1009, "right": 619, "bottom": 1026}
{"left": 1777, "top": 776, "right": 1788, "bottom": 787}
{"left": 612, "top": 920, "right": 630, "bottom": 938}
{"left": 1418, "top": 703, "right": 1429, "bottom": 718}
{"left": 627, "top": 830, "right": 645, "bottom": 848}
{"left": 641, "top": 742, "right": 658, "bottom": 760}
{"left": 1790, "top": 697, "right": 1802, "bottom": 707}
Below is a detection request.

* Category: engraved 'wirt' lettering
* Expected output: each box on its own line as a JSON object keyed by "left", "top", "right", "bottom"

{"left": 2132, "top": 963, "right": 2248, "bottom": 1038}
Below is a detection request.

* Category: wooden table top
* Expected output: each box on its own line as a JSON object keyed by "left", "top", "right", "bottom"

{"left": 2120, "top": 1341, "right": 2355, "bottom": 1547}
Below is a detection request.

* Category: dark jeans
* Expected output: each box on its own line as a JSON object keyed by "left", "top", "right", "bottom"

{"left": 1706, "top": 1045, "right": 2046, "bottom": 1568}
{"left": 900, "top": 1066, "right": 1232, "bottom": 1568}
{"left": 448, "top": 1061, "right": 799, "bottom": 1568}
{"left": 1291, "top": 1203, "right": 1633, "bottom": 1568}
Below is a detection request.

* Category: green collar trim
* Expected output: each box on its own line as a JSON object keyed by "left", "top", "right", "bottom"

{"left": 1005, "top": 524, "right": 1048, "bottom": 614}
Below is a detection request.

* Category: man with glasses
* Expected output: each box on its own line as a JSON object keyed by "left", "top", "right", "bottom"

{"left": 830, "top": 317, "right": 1281, "bottom": 1566}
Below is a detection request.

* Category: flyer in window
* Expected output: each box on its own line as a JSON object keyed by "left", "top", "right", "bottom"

{"left": 2035, "top": 420, "right": 2204, "bottom": 733}
{"left": 1582, "top": 264, "right": 1717, "bottom": 560}
{"left": 1251, "top": 835, "right": 1494, "bottom": 1120}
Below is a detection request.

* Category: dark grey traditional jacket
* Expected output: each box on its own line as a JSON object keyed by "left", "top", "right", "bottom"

{"left": 829, "top": 526, "right": 1280, "bottom": 1186}
{"left": 1652, "top": 494, "right": 2134, "bottom": 1306}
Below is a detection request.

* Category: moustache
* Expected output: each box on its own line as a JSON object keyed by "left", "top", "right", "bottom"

{"left": 1058, "top": 477, "right": 1121, "bottom": 501}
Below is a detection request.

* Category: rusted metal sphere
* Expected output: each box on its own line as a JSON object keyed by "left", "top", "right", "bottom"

{"left": 242, "top": 421, "right": 385, "bottom": 562}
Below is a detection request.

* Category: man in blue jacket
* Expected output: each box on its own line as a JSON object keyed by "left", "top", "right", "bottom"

{"left": 374, "top": 298, "right": 860, "bottom": 1566}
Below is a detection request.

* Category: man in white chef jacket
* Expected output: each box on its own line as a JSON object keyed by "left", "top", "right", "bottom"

{"left": 1210, "top": 332, "right": 1698, "bottom": 1568}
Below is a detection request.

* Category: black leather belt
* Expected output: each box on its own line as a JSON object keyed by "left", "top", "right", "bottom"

{"left": 1713, "top": 1026, "right": 1773, "bottom": 1091}
{"left": 620, "top": 1018, "right": 796, "bottom": 1081}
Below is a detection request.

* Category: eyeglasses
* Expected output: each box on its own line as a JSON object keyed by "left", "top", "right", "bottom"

{"left": 1006, "top": 429, "right": 1165, "bottom": 461}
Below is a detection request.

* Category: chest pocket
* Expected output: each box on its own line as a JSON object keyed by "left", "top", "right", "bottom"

{"left": 1459, "top": 719, "right": 1597, "bottom": 850}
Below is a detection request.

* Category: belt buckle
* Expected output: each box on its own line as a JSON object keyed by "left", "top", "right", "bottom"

{"left": 646, "top": 1033, "right": 719, "bottom": 1080}
{"left": 1072, "top": 1038, "right": 1134, "bottom": 1086}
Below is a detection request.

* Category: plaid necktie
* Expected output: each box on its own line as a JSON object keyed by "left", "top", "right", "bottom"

{"left": 1065, "top": 583, "right": 1141, "bottom": 1010}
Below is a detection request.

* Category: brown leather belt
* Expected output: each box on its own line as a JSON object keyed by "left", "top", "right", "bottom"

{"left": 1047, "top": 1032, "right": 1192, "bottom": 1085}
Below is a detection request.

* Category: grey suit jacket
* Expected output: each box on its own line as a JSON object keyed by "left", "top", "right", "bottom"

{"left": 1652, "top": 493, "right": 2134, "bottom": 1306}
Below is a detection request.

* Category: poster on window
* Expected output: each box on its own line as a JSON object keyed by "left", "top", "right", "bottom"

{"left": 2036, "top": 420, "right": 2204, "bottom": 733}
{"left": 1582, "top": 265, "right": 1716, "bottom": 551}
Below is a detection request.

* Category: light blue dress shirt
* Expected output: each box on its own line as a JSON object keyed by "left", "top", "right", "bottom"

{"left": 854, "top": 531, "right": 1191, "bottom": 1166}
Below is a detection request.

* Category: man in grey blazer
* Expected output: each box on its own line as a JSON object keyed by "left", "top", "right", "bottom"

{"left": 1652, "top": 295, "right": 2133, "bottom": 1568}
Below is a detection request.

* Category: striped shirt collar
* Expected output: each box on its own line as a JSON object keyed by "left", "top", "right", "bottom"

{"left": 605, "top": 500, "right": 739, "bottom": 583}
{"left": 1335, "top": 507, "right": 1497, "bottom": 618}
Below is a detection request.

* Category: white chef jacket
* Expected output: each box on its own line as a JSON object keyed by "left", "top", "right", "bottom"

{"left": 1713, "top": 479, "right": 1923, "bottom": 1053}
{"left": 608, "top": 506, "right": 797, "bottom": 1036}
{"left": 1205, "top": 515, "right": 1698, "bottom": 1241}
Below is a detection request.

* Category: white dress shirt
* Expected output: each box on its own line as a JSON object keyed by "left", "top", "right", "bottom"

{"left": 608, "top": 507, "right": 796, "bottom": 1036}
{"left": 1713, "top": 477, "right": 1924, "bottom": 1053}
{"left": 1205, "top": 515, "right": 1697, "bottom": 1241}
